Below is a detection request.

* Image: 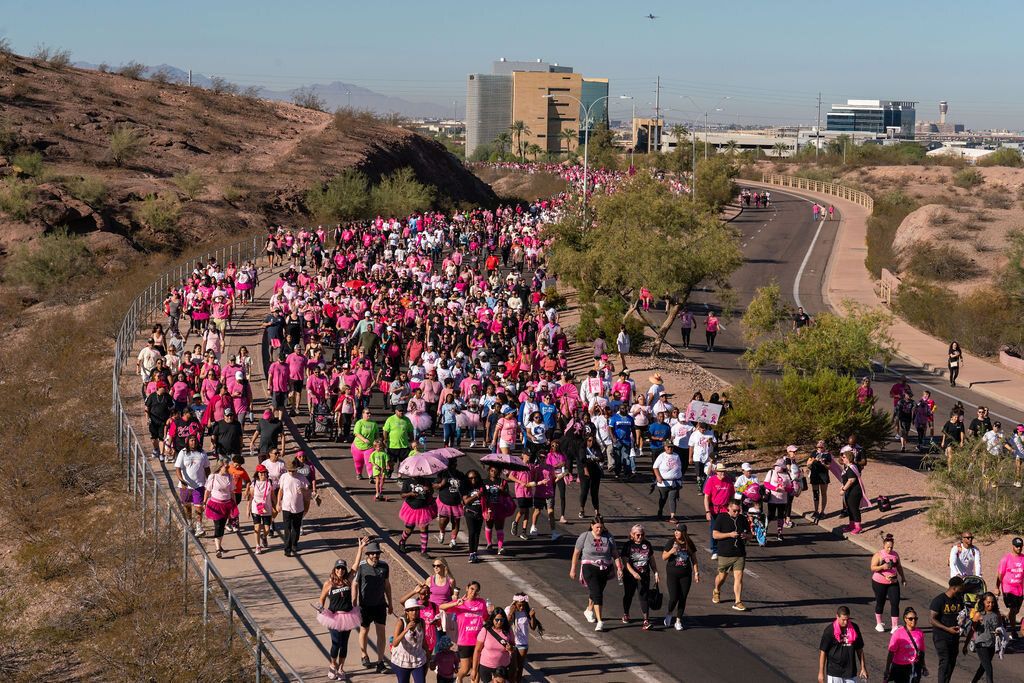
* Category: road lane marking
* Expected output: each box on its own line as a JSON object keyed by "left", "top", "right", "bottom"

{"left": 793, "top": 218, "right": 825, "bottom": 311}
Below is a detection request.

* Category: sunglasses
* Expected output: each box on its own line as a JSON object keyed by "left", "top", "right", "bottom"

{"left": 963, "top": 536, "right": 974, "bottom": 540}
{"left": 433, "top": 564, "right": 444, "bottom": 568}
{"left": 906, "top": 617, "right": 918, "bottom": 621}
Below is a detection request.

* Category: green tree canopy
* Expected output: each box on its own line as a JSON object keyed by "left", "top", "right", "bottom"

{"left": 694, "top": 155, "right": 739, "bottom": 210}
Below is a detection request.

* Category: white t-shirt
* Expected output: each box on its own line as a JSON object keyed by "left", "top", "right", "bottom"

{"left": 688, "top": 430, "right": 717, "bottom": 463}
{"left": 174, "top": 448, "right": 210, "bottom": 490}
{"left": 671, "top": 421, "right": 694, "bottom": 448}
{"left": 983, "top": 430, "right": 1004, "bottom": 456}
{"left": 653, "top": 451, "right": 683, "bottom": 484}
{"left": 616, "top": 330, "right": 630, "bottom": 353}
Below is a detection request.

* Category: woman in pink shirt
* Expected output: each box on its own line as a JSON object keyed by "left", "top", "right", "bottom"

{"left": 439, "top": 581, "right": 490, "bottom": 683}
{"left": 472, "top": 608, "right": 514, "bottom": 683}
{"left": 884, "top": 607, "right": 927, "bottom": 683}
{"left": 203, "top": 458, "right": 238, "bottom": 558}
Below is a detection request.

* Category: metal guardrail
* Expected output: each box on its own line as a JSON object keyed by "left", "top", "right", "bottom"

{"left": 760, "top": 172, "right": 874, "bottom": 211}
{"left": 111, "top": 235, "right": 304, "bottom": 682}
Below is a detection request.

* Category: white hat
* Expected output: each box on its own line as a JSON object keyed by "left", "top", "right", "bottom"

{"left": 235, "top": 371, "right": 244, "bottom": 381}
{"left": 403, "top": 598, "right": 423, "bottom": 610}
{"left": 840, "top": 445, "right": 854, "bottom": 454}
{"left": 741, "top": 462, "right": 752, "bottom": 471}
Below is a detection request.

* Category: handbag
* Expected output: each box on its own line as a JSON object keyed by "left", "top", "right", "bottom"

{"left": 648, "top": 584, "right": 664, "bottom": 611}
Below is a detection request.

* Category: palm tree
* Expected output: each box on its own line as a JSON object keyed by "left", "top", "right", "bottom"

{"left": 509, "top": 120, "right": 531, "bottom": 161}
{"left": 670, "top": 124, "right": 689, "bottom": 143}
{"left": 493, "top": 131, "right": 512, "bottom": 157}
{"left": 526, "top": 143, "right": 543, "bottom": 161}
{"left": 725, "top": 139, "right": 739, "bottom": 156}
{"left": 559, "top": 128, "right": 577, "bottom": 157}
{"left": 773, "top": 141, "right": 789, "bottom": 159}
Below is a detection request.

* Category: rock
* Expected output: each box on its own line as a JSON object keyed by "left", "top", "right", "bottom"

{"left": 891, "top": 204, "right": 958, "bottom": 270}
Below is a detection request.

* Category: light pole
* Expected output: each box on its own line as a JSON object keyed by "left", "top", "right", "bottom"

{"left": 542, "top": 93, "right": 613, "bottom": 219}
{"left": 345, "top": 89, "right": 352, "bottom": 109}
{"left": 620, "top": 95, "right": 635, "bottom": 166}
{"left": 682, "top": 95, "right": 730, "bottom": 159}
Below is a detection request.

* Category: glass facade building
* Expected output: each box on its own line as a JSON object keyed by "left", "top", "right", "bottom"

{"left": 579, "top": 78, "right": 609, "bottom": 144}
{"left": 825, "top": 100, "right": 917, "bottom": 140}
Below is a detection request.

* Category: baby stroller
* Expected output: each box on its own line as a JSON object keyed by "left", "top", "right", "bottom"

{"left": 304, "top": 401, "right": 337, "bottom": 441}
{"left": 957, "top": 575, "right": 987, "bottom": 636}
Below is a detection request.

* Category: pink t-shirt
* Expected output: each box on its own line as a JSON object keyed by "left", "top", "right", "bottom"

{"left": 450, "top": 598, "right": 489, "bottom": 646}
{"left": 476, "top": 627, "right": 513, "bottom": 669}
{"left": 286, "top": 353, "right": 307, "bottom": 381}
{"left": 703, "top": 476, "right": 735, "bottom": 514}
{"left": 887, "top": 628, "right": 924, "bottom": 666}
{"left": 306, "top": 374, "right": 329, "bottom": 403}
{"left": 998, "top": 553, "right": 1024, "bottom": 595}
{"left": 268, "top": 362, "right": 290, "bottom": 393}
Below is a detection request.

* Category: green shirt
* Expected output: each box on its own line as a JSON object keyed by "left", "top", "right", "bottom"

{"left": 383, "top": 414, "right": 414, "bottom": 449}
{"left": 369, "top": 449, "right": 390, "bottom": 476}
{"left": 353, "top": 418, "right": 379, "bottom": 451}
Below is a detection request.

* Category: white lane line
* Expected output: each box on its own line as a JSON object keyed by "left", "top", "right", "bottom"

{"left": 792, "top": 219, "right": 825, "bottom": 311}
{"left": 484, "top": 558, "right": 674, "bottom": 683}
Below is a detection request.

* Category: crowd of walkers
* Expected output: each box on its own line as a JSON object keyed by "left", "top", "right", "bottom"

{"left": 134, "top": 162, "right": 1022, "bottom": 682}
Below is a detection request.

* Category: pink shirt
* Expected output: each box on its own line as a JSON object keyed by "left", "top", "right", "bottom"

{"left": 476, "top": 627, "right": 513, "bottom": 669}
{"left": 268, "top": 362, "right": 290, "bottom": 393}
{"left": 887, "top": 628, "right": 924, "bottom": 666}
{"left": 450, "top": 598, "right": 489, "bottom": 646}
{"left": 278, "top": 472, "right": 309, "bottom": 513}
{"left": 286, "top": 353, "right": 307, "bottom": 381}
{"left": 306, "top": 374, "right": 329, "bottom": 403}
{"left": 998, "top": 553, "right": 1024, "bottom": 595}
{"left": 703, "top": 475, "right": 735, "bottom": 514}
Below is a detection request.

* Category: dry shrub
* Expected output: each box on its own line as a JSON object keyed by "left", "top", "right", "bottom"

{"left": 332, "top": 106, "right": 379, "bottom": 130}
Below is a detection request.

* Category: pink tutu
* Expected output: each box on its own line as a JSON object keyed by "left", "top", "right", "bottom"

{"left": 237, "top": 281, "right": 254, "bottom": 291}
{"left": 456, "top": 412, "right": 480, "bottom": 429}
{"left": 205, "top": 497, "right": 238, "bottom": 521}
{"left": 399, "top": 501, "right": 438, "bottom": 527}
{"left": 436, "top": 501, "right": 464, "bottom": 519}
{"left": 317, "top": 606, "right": 362, "bottom": 632}
{"left": 410, "top": 411, "right": 432, "bottom": 431}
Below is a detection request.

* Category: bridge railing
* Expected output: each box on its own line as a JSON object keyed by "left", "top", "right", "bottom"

{"left": 760, "top": 172, "right": 874, "bottom": 211}
{"left": 112, "top": 235, "right": 304, "bottom": 682}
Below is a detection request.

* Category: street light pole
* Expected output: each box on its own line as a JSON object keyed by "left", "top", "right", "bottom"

{"left": 543, "top": 93, "right": 613, "bottom": 220}
{"left": 682, "top": 95, "right": 730, "bottom": 160}
{"left": 620, "top": 95, "right": 635, "bottom": 167}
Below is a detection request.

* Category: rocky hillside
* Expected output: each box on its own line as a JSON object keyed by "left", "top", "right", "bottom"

{"left": 0, "top": 51, "right": 495, "bottom": 269}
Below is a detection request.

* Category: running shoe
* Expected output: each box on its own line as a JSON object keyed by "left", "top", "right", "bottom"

{"left": 485, "top": 543, "right": 493, "bottom": 551}
{"left": 663, "top": 614, "right": 672, "bottom": 627}
{"left": 776, "top": 532, "right": 783, "bottom": 542}
{"left": 559, "top": 516, "right": 567, "bottom": 523}
{"left": 449, "top": 539, "right": 457, "bottom": 548}
{"left": 595, "top": 621, "right": 604, "bottom": 632}
{"left": 621, "top": 614, "right": 629, "bottom": 624}
{"left": 511, "top": 520, "right": 519, "bottom": 535}
{"left": 361, "top": 656, "right": 372, "bottom": 669}
{"left": 375, "top": 661, "right": 387, "bottom": 674}
{"left": 875, "top": 623, "right": 885, "bottom": 633}
{"left": 674, "top": 619, "right": 684, "bottom": 631}
{"left": 327, "top": 667, "right": 338, "bottom": 680}
{"left": 642, "top": 619, "right": 651, "bottom": 631}
{"left": 497, "top": 547, "right": 505, "bottom": 555}
{"left": 712, "top": 589, "right": 720, "bottom": 604}
{"left": 578, "top": 511, "right": 585, "bottom": 519}
{"left": 783, "top": 519, "right": 794, "bottom": 529}
{"left": 584, "top": 608, "right": 596, "bottom": 623}
{"left": 468, "top": 552, "right": 478, "bottom": 563}
{"left": 710, "top": 553, "right": 718, "bottom": 560}
{"left": 437, "top": 532, "right": 445, "bottom": 543}
{"left": 518, "top": 531, "right": 528, "bottom": 541}
{"left": 1016, "top": 482, "right": 1022, "bottom": 488}
{"left": 528, "top": 525, "right": 538, "bottom": 537}
{"left": 732, "top": 602, "right": 747, "bottom": 612}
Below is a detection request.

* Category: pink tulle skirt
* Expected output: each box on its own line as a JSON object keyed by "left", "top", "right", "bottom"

{"left": 317, "top": 606, "right": 361, "bottom": 632}
{"left": 399, "top": 501, "right": 438, "bottom": 527}
{"left": 205, "top": 497, "right": 238, "bottom": 521}
{"left": 237, "top": 281, "right": 254, "bottom": 291}
{"left": 410, "top": 412, "right": 432, "bottom": 431}
{"left": 456, "top": 412, "right": 480, "bottom": 429}
{"left": 436, "top": 501, "right": 464, "bottom": 519}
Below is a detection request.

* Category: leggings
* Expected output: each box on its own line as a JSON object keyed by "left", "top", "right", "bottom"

{"left": 582, "top": 564, "right": 611, "bottom": 606}
{"left": 393, "top": 664, "right": 427, "bottom": 683}
{"left": 872, "top": 580, "right": 901, "bottom": 618}
{"left": 949, "top": 364, "right": 960, "bottom": 385}
{"left": 657, "top": 486, "right": 679, "bottom": 517}
{"left": 665, "top": 566, "right": 693, "bottom": 619}
{"left": 623, "top": 569, "right": 650, "bottom": 616}
{"left": 973, "top": 643, "right": 995, "bottom": 683}
{"left": 553, "top": 479, "right": 566, "bottom": 518}
{"left": 351, "top": 445, "right": 372, "bottom": 477}
{"left": 212, "top": 517, "right": 228, "bottom": 539}
{"left": 845, "top": 490, "right": 862, "bottom": 523}
{"left": 705, "top": 331, "right": 717, "bottom": 350}
{"left": 466, "top": 512, "right": 483, "bottom": 554}
{"left": 329, "top": 628, "right": 352, "bottom": 659}
{"left": 681, "top": 328, "right": 692, "bottom": 347}
{"left": 579, "top": 474, "right": 601, "bottom": 512}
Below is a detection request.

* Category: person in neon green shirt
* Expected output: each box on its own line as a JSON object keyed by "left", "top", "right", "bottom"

{"left": 351, "top": 407, "right": 379, "bottom": 480}
{"left": 369, "top": 438, "right": 390, "bottom": 500}
{"left": 383, "top": 406, "right": 415, "bottom": 477}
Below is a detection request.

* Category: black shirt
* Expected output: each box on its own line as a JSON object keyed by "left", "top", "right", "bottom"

{"left": 662, "top": 539, "right": 693, "bottom": 571}
{"left": 256, "top": 417, "right": 284, "bottom": 454}
{"left": 794, "top": 312, "right": 811, "bottom": 328}
{"left": 355, "top": 561, "right": 390, "bottom": 607}
{"left": 713, "top": 513, "right": 749, "bottom": 557}
{"left": 929, "top": 591, "right": 964, "bottom": 640}
{"left": 437, "top": 469, "right": 467, "bottom": 506}
{"left": 146, "top": 392, "right": 175, "bottom": 425}
{"left": 841, "top": 467, "right": 861, "bottom": 499}
{"left": 327, "top": 583, "right": 353, "bottom": 613}
{"left": 402, "top": 479, "right": 433, "bottom": 509}
{"left": 809, "top": 452, "right": 832, "bottom": 485}
{"left": 623, "top": 540, "right": 654, "bottom": 572}
{"left": 968, "top": 417, "right": 992, "bottom": 438}
{"left": 212, "top": 420, "right": 243, "bottom": 455}
{"left": 943, "top": 421, "right": 965, "bottom": 446}
{"left": 818, "top": 622, "right": 864, "bottom": 678}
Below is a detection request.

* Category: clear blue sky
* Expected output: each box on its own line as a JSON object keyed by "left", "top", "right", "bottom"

{"left": 3, "top": 0, "right": 1020, "bottom": 129}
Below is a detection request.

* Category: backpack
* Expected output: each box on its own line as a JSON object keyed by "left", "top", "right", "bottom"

{"left": 875, "top": 495, "right": 892, "bottom": 512}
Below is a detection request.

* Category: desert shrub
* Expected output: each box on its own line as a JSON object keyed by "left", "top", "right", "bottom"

{"left": 96, "top": 62, "right": 109, "bottom": 73}
{"left": 134, "top": 194, "right": 181, "bottom": 233}
{"left": 147, "top": 66, "right": 180, "bottom": 85}
{"left": 0, "top": 178, "right": 34, "bottom": 219}
{"left": 543, "top": 286, "right": 567, "bottom": 310}
{"left": 332, "top": 107, "right": 379, "bottom": 130}
{"left": 222, "top": 185, "right": 246, "bottom": 203}
{"left": 209, "top": 76, "right": 240, "bottom": 96}
{"left": 865, "top": 190, "right": 918, "bottom": 278}
{"left": 977, "top": 147, "right": 1024, "bottom": 168}
{"left": 720, "top": 369, "right": 891, "bottom": 450}
{"left": 929, "top": 442, "right": 1024, "bottom": 537}
{"left": 904, "top": 244, "right": 980, "bottom": 280}
{"left": 980, "top": 188, "right": 1012, "bottom": 209}
{"left": 65, "top": 175, "right": 108, "bottom": 206}
{"left": 240, "top": 85, "right": 262, "bottom": 100}
{"left": 928, "top": 210, "right": 952, "bottom": 226}
{"left": 10, "top": 151, "right": 44, "bottom": 178}
{"left": 5, "top": 229, "right": 98, "bottom": 292}
{"left": 172, "top": 170, "right": 207, "bottom": 201}
{"left": 953, "top": 168, "right": 984, "bottom": 189}
{"left": 369, "top": 167, "right": 435, "bottom": 217}
{"left": 109, "top": 124, "right": 144, "bottom": 167}
{"left": 0, "top": 116, "right": 19, "bottom": 153}
{"left": 305, "top": 170, "right": 370, "bottom": 222}
{"left": 792, "top": 166, "right": 836, "bottom": 183}
{"left": 572, "top": 297, "right": 646, "bottom": 351}
{"left": 292, "top": 86, "right": 326, "bottom": 112}
{"left": 116, "top": 61, "right": 146, "bottom": 80}
{"left": 382, "top": 111, "right": 408, "bottom": 127}
{"left": 0, "top": 37, "right": 10, "bottom": 56}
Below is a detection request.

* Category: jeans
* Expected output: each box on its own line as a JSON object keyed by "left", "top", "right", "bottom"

{"left": 282, "top": 510, "right": 303, "bottom": 553}
{"left": 443, "top": 422, "right": 457, "bottom": 447}
{"left": 613, "top": 442, "right": 632, "bottom": 477}
{"left": 933, "top": 634, "right": 959, "bottom": 683}
{"left": 972, "top": 643, "right": 995, "bottom": 683}
{"left": 709, "top": 512, "right": 720, "bottom": 553}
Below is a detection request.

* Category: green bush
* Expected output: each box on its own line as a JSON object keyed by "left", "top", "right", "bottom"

{"left": 865, "top": 190, "right": 918, "bottom": 277}
{"left": 116, "top": 61, "right": 146, "bottom": 80}
{"left": 694, "top": 155, "right": 739, "bottom": 211}
{"left": 332, "top": 107, "right": 380, "bottom": 130}
{"left": 904, "top": 243, "right": 980, "bottom": 281}
{"left": 978, "top": 147, "right": 1024, "bottom": 168}
{"left": 134, "top": 194, "right": 180, "bottom": 233}
{"left": 5, "top": 229, "right": 98, "bottom": 293}
{"left": 65, "top": 176, "right": 108, "bottom": 206}
{"left": 720, "top": 368, "right": 891, "bottom": 450}
{"left": 10, "top": 151, "right": 43, "bottom": 178}
{"left": 543, "top": 287, "right": 567, "bottom": 311}
{"left": 305, "top": 170, "right": 370, "bottom": 222}
{"left": 109, "top": 124, "right": 144, "bottom": 167}
{"left": 572, "top": 297, "right": 646, "bottom": 352}
{"left": 292, "top": 86, "right": 325, "bottom": 112}
{"left": 0, "top": 178, "right": 34, "bottom": 220}
{"left": 953, "top": 168, "right": 984, "bottom": 189}
{"left": 929, "top": 442, "right": 1024, "bottom": 537}
{"left": 369, "top": 167, "right": 435, "bottom": 217}
{"left": 172, "top": 170, "right": 206, "bottom": 201}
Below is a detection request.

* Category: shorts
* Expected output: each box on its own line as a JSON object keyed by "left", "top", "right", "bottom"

{"left": 1004, "top": 592, "right": 1023, "bottom": 612}
{"left": 148, "top": 421, "right": 164, "bottom": 440}
{"left": 478, "top": 665, "right": 509, "bottom": 683}
{"left": 457, "top": 644, "right": 476, "bottom": 660}
{"left": 516, "top": 496, "right": 542, "bottom": 510}
{"left": 717, "top": 555, "right": 746, "bottom": 574}
{"left": 273, "top": 391, "right": 288, "bottom": 409}
{"left": 290, "top": 379, "right": 303, "bottom": 393}
{"left": 498, "top": 439, "right": 511, "bottom": 450}
{"left": 359, "top": 603, "right": 388, "bottom": 627}
{"left": 387, "top": 447, "right": 410, "bottom": 462}
{"left": 179, "top": 486, "right": 205, "bottom": 506}
{"left": 252, "top": 514, "right": 271, "bottom": 526}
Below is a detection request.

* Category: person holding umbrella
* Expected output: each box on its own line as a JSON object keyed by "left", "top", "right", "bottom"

{"left": 397, "top": 453, "right": 445, "bottom": 558}
{"left": 478, "top": 458, "right": 518, "bottom": 556}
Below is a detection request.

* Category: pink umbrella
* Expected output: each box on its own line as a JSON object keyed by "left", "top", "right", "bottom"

{"left": 480, "top": 452, "right": 530, "bottom": 471}
{"left": 397, "top": 454, "right": 447, "bottom": 478}
{"left": 422, "top": 447, "right": 465, "bottom": 461}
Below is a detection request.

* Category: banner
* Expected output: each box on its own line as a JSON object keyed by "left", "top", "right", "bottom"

{"left": 685, "top": 400, "right": 722, "bottom": 425}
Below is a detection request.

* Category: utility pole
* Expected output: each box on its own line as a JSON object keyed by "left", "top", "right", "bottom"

{"left": 816, "top": 91, "right": 822, "bottom": 158}
{"left": 691, "top": 130, "right": 697, "bottom": 201}
{"left": 654, "top": 75, "right": 661, "bottom": 152}
{"left": 188, "top": 69, "right": 192, "bottom": 87}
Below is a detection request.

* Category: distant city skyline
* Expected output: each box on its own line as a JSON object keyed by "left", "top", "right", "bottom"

{"left": 2, "top": 0, "right": 1021, "bottom": 130}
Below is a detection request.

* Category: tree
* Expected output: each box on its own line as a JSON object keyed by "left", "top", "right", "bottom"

{"left": 559, "top": 128, "right": 577, "bottom": 156}
{"left": 526, "top": 143, "right": 543, "bottom": 161}
{"left": 292, "top": 86, "right": 326, "bottom": 111}
{"left": 509, "top": 121, "right": 531, "bottom": 161}
{"left": 772, "top": 141, "right": 789, "bottom": 159}
{"left": 305, "top": 170, "right": 370, "bottom": 222}
{"left": 493, "top": 131, "right": 513, "bottom": 158}
{"left": 586, "top": 122, "right": 620, "bottom": 171}
{"left": 724, "top": 139, "right": 739, "bottom": 156}
{"left": 546, "top": 172, "right": 743, "bottom": 356}
{"left": 369, "top": 167, "right": 435, "bottom": 217}
{"left": 694, "top": 155, "right": 739, "bottom": 210}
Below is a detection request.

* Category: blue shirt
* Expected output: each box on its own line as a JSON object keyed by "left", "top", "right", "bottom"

{"left": 609, "top": 413, "right": 634, "bottom": 444}
{"left": 648, "top": 422, "right": 670, "bottom": 445}
{"left": 540, "top": 402, "right": 558, "bottom": 429}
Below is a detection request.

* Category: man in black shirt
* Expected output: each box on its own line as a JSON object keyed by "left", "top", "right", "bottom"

{"left": 712, "top": 500, "right": 750, "bottom": 611}
{"left": 929, "top": 576, "right": 966, "bottom": 683}
{"left": 250, "top": 409, "right": 285, "bottom": 457}
{"left": 942, "top": 414, "right": 966, "bottom": 469}
{"left": 354, "top": 542, "right": 393, "bottom": 674}
{"left": 818, "top": 605, "right": 867, "bottom": 683}
{"left": 211, "top": 408, "right": 243, "bottom": 458}
{"left": 793, "top": 306, "right": 812, "bottom": 331}
{"left": 144, "top": 383, "right": 174, "bottom": 459}
{"left": 968, "top": 407, "right": 992, "bottom": 439}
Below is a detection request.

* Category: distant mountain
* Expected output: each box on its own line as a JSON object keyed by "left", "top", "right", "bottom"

{"left": 72, "top": 61, "right": 449, "bottom": 119}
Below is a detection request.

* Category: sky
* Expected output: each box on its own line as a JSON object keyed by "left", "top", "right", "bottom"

{"left": 3, "top": 0, "right": 1021, "bottom": 130}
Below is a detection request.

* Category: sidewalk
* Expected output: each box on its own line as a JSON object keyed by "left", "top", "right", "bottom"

{"left": 748, "top": 179, "right": 1024, "bottom": 414}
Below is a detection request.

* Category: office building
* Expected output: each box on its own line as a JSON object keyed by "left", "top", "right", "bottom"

{"left": 465, "top": 59, "right": 609, "bottom": 158}
{"left": 825, "top": 99, "right": 917, "bottom": 140}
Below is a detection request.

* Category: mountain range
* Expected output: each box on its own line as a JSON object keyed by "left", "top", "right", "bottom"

{"left": 72, "top": 62, "right": 452, "bottom": 119}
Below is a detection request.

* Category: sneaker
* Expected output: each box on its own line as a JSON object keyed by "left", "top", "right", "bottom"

{"left": 776, "top": 533, "right": 783, "bottom": 542}
{"left": 449, "top": 539, "right": 457, "bottom": 548}
{"left": 783, "top": 519, "right": 794, "bottom": 529}
{"left": 528, "top": 525, "right": 538, "bottom": 537}
{"left": 419, "top": 550, "right": 431, "bottom": 559}
{"left": 710, "top": 553, "right": 718, "bottom": 560}
{"left": 518, "top": 531, "right": 528, "bottom": 541}
{"left": 511, "top": 521, "right": 519, "bottom": 535}
{"left": 663, "top": 614, "right": 673, "bottom": 627}
{"left": 375, "top": 661, "right": 387, "bottom": 674}
{"left": 327, "top": 667, "right": 338, "bottom": 680}
{"left": 674, "top": 619, "right": 684, "bottom": 631}
{"left": 732, "top": 602, "right": 747, "bottom": 612}
{"left": 621, "top": 614, "right": 630, "bottom": 624}
{"left": 875, "top": 623, "right": 885, "bottom": 633}
{"left": 642, "top": 619, "right": 651, "bottom": 631}
{"left": 712, "top": 589, "right": 721, "bottom": 604}
{"left": 438, "top": 532, "right": 445, "bottom": 543}
{"left": 584, "top": 608, "right": 596, "bottom": 623}
{"left": 470, "top": 440, "right": 476, "bottom": 448}
{"left": 360, "top": 656, "right": 370, "bottom": 668}
{"left": 559, "top": 516, "right": 567, "bottom": 523}
{"left": 158, "top": 455, "right": 165, "bottom": 463}
{"left": 468, "top": 553, "right": 478, "bottom": 563}
{"left": 1016, "top": 482, "right": 1022, "bottom": 488}
{"left": 485, "top": 543, "right": 493, "bottom": 551}
{"left": 595, "top": 620, "right": 604, "bottom": 632}
{"left": 891, "top": 625, "right": 900, "bottom": 634}
{"left": 497, "top": 547, "right": 505, "bottom": 555}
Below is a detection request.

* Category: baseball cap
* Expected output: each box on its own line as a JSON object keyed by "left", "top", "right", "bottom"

{"left": 403, "top": 598, "right": 423, "bottom": 611}
{"left": 741, "top": 462, "right": 752, "bottom": 471}
{"left": 786, "top": 445, "right": 798, "bottom": 453}
{"left": 235, "top": 371, "right": 244, "bottom": 381}
{"left": 1014, "top": 537, "right": 1023, "bottom": 548}
{"left": 224, "top": 408, "right": 234, "bottom": 416}
{"left": 674, "top": 523, "right": 688, "bottom": 533}
{"left": 334, "top": 559, "right": 348, "bottom": 571}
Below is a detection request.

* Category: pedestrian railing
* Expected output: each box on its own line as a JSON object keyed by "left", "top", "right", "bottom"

{"left": 112, "top": 236, "right": 304, "bottom": 682}
{"left": 760, "top": 172, "right": 874, "bottom": 211}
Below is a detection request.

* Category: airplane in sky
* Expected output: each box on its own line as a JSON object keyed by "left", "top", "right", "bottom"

{"left": 645, "top": 13, "right": 659, "bottom": 20}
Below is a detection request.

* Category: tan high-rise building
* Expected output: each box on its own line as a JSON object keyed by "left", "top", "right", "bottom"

{"left": 512, "top": 71, "right": 582, "bottom": 155}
